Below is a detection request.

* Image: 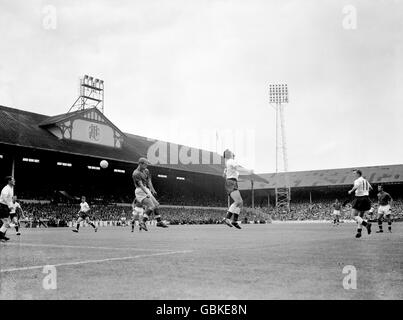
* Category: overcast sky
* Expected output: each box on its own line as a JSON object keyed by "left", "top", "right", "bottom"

{"left": 0, "top": 0, "right": 402, "bottom": 173}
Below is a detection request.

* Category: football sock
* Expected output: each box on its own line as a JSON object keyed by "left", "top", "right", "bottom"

{"left": 355, "top": 216, "right": 366, "bottom": 225}
{"left": 154, "top": 208, "right": 162, "bottom": 222}
{"left": 226, "top": 212, "right": 233, "bottom": 219}
{"left": 388, "top": 221, "right": 392, "bottom": 231}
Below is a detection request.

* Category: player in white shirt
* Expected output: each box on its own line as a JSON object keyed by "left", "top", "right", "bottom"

{"left": 348, "top": 169, "right": 372, "bottom": 238}
{"left": 0, "top": 176, "right": 15, "bottom": 241}
{"left": 72, "top": 196, "right": 98, "bottom": 233}
{"left": 222, "top": 149, "right": 253, "bottom": 229}
{"left": 9, "top": 196, "right": 25, "bottom": 235}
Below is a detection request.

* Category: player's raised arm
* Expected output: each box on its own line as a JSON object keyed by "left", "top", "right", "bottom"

{"left": 227, "top": 158, "right": 253, "bottom": 175}
{"left": 236, "top": 166, "right": 253, "bottom": 175}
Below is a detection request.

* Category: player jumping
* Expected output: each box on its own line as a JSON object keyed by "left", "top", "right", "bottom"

{"left": 72, "top": 196, "right": 98, "bottom": 233}
{"left": 376, "top": 185, "right": 393, "bottom": 233}
{"left": 348, "top": 169, "right": 372, "bottom": 238}
{"left": 132, "top": 157, "right": 168, "bottom": 230}
{"left": 222, "top": 149, "right": 252, "bottom": 230}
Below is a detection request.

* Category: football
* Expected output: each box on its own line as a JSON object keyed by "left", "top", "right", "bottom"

{"left": 100, "top": 160, "right": 108, "bottom": 169}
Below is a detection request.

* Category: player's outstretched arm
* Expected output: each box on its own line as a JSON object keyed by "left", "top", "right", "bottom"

{"left": 348, "top": 186, "right": 357, "bottom": 194}
{"left": 236, "top": 165, "right": 253, "bottom": 175}
{"left": 147, "top": 176, "right": 157, "bottom": 195}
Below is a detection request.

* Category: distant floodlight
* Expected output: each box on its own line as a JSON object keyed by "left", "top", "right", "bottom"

{"left": 269, "top": 84, "right": 289, "bottom": 104}
{"left": 68, "top": 75, "right": 105, "bottom": 114}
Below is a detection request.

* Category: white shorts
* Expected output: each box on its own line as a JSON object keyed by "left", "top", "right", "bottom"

{"left": 333, "top": 210, "right": 341, "bottom": 216}
{"left": 378, "top": 205, "right": 391, "bottom": 216}
{"left": 135, "top": 187, "right": 159, "bottom": 207}
{"left": 132, "top": 206, "right": 144, "bottom": 219}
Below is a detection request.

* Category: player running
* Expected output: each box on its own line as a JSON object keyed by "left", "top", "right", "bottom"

{"left": 0, "top": 176, "right": 14, "bottom": 241}
{"left": 222, "top": 149, "right": 252, "bottom": 230}
{"left": 376, "top": 185, "right": 393, "bottom": 233}
{"left": 332, "top": 199, "right": 342, "bottom": 226}
{"left": 72, "top": 196, "right": 98, "bottom": 233}
{"left": 9, "top": 196, "right": 26, "bottom": 235}
{"left": 348, "top": 169, "right": 372, "bottom": 238}
{"left": 132, "top": 157, "right": 168, "bottom": 230}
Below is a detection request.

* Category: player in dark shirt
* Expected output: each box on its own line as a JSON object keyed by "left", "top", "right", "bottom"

{"left": 332, "top": 199, "right": 342, "bottom": 225}
{"left": 132, "top": 157, "right": 168, "bottom": 230}
{"left": 376, "top": 185, "right": 393, "bottom": 233}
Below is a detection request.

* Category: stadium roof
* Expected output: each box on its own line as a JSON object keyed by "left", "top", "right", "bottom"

{"left": 0, "top": 105, "right": 225, "bottom": 176}
{"left": 238, "top": 165, "right": 403, "bottom": 190}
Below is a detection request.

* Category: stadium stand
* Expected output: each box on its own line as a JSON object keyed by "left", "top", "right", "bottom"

{"left": 1, "top": 105, "right": 402, "bottom": 225}
{"left": 238, "top": 165, "right": 403, "bottom": 189}
{"left": 0, "top": 105, "right": 225, "bottom": 175}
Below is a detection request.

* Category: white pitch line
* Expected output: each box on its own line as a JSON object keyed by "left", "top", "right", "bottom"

{"left": 0, "top": 250, "right": 193, "bottom": 273}
{"left": 3, "top": 242, "right": 175, "bottom": 252}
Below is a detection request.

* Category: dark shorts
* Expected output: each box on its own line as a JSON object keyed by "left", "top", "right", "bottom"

{"left": 351, "top": 196, "right": 371, "bottom": 212}
{"left": 0, "top": 203, "right": 10, "bottom": 219}
{"left": 79, "top": 211, "right": 89, "bottom": 219}
{"left": 9, "top": 213, "right": 19, "bottom": 221}
{"left": 225, "top": 178, "right": 238, "bottom": 195}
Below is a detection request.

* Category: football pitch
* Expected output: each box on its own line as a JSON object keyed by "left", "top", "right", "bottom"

{"left": 0, "top": 223, "right": 402, "bottom": 300}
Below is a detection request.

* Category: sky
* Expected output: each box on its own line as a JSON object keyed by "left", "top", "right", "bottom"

{"left": 0, "top": 0, "right": 402, "bottom": 173}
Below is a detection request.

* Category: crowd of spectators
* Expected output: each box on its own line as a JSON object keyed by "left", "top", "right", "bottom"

{"left": 16, "top": 197, "right": 403, "bottom": 227}
{"left": 268, "top": 199, "right": 403, "bottom": 221}
{"left": 17, "top": 202, "right": 268, "bottom": 226}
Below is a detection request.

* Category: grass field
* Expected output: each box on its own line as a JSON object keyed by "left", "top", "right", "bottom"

{"left": 0, "top": 223, "right": 402, "bottom": 300}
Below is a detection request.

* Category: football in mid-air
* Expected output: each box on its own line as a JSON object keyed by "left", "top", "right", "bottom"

{"left": 100, "top": 160, "right": 109, "bottom": 169}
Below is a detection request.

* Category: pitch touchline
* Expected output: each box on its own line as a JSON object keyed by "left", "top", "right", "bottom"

{"left": 0, "top": 250, "right": 193, "bottom": 273}
{"left": 4, "top": 242, "right": 176, "bottom": 252}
